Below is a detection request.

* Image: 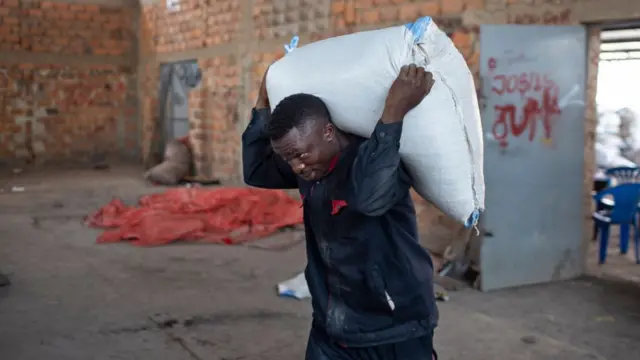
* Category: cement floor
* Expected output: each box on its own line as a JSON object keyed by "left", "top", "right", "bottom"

{"left": 1, "top": 166, "right": 639, "bottom": 360}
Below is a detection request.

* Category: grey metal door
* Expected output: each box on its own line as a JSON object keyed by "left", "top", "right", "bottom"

{"left": 479, "top": 25, "right": 588, "bottom": 291}
{"left": 168, "top": 68, "right": 190, "bottom": 139}
{"left": 159, "top": 60, "right": 201, "bottom": 140}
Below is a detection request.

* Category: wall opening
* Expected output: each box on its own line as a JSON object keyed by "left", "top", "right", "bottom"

{"left": 148, "top": 60, "right": 201, "bottom": 167}
{"left": 595, "top": 24, "right": 640, "bottom": 170}
{"left": 591, "top": 22, "right": 640, "bottom": 282}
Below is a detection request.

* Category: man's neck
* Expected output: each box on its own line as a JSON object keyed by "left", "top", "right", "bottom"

{"left": 334, "top": 132, "right": 351, "bottom": 153}
{"left": 323, "top": 132, "right": 354, "bottom": 176}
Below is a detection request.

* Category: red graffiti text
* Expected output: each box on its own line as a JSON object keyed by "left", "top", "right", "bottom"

{"left": 491, "top": 72, "right": 561, "bottom": 148}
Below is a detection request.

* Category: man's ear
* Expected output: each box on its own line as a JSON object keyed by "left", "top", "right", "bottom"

{"left": 323, "top": 123, "right": 335, "bottom": 142}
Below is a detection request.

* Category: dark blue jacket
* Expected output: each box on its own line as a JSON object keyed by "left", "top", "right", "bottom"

{"left": 242, "top": 108, "right": 438, "bottom": 347}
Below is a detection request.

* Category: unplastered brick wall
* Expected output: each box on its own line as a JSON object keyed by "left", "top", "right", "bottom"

{"left": 190, "top": 56, "right": 242, "bottom": 180}
{"left": 0, "top": 0, "right": 133, "bottom": 55}
{"left": 139, "top": 62, "right": 159, "bottom": 166}
{"left": 140, "top": 0, "right": 241, "bottom": 54}
{"left": 0, "top": 63, "right": 137, "bottom": 162}
{"left": 140, "top": 0, "right": 638, "bottom": 246}
{"left": 0, "top": 0, "right": 137, "bottom": 166}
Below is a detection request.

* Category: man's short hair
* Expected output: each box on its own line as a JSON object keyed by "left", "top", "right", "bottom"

{"left": 266, "top": 93, "right": 331, "bottom": 141}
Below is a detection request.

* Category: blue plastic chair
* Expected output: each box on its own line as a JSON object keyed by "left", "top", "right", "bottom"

{"left": 593, "top": 167, "right": 640, "bottom": 241}
{"left": 606, "top": 166, "right": 640, "bottom": 184}
{"left": 592, "top": 183, "right": 640, "bottom": 264}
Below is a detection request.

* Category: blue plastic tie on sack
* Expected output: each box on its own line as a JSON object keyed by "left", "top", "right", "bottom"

{"left": 405, "top": 16, "right": 432, "bottom": 43}
{"left": 464, "top": 209, "right": 480, "bottom": 229}
{"left": 284, "top": 35, "right": 299, "bottom": 54}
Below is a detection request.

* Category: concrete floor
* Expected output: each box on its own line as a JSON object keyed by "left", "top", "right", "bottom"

{"left": 1, "top": 167, "right": 640, "bottom": 360}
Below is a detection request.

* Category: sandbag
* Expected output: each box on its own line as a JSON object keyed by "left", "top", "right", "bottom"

{"left": 164, "top": 139, "right": 191, "bottom": 166}
{"left": 266, "top": 16, "right": 484, "bottom": 225}
{"left": 145, "top": 161, "right": 189, "bottom": 185}
{"left": 145, "top": 139, "right": 192, "bottom": 185}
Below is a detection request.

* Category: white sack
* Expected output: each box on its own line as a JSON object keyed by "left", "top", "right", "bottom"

{"left": 596, "top": 111, "right": 621, "bottom": 136}
{"left": 596, "top": 132, "right": 624, "bottom": 149}
{"left": 266, "top": 17, "right": 484, "bottom": 226}
{"left": 595, "top": 143, "right": 636, "bottom": 169}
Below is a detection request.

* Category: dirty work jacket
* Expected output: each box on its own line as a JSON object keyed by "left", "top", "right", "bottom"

{"left": 242, "top": 108, "right": 438, "bottom": 347}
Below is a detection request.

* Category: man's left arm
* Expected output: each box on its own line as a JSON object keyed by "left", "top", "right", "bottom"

{"left": 349, "top": 121, "right": 412, "bottom": 217}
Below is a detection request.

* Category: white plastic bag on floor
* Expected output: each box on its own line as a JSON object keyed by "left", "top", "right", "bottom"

{"left": 266, "top": 17, "right": 484, "bottom": 226}
{"left": 276, "top": 272, "right": 310, "bottom": 300}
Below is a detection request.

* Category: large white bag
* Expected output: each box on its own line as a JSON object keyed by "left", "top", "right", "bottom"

{"left": 266, "top": 17, "right": 484, "bottom": 226}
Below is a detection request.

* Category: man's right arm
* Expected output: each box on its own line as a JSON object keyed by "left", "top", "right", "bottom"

{"left": 241, "top": 107, "right": 298, "bottom": 189}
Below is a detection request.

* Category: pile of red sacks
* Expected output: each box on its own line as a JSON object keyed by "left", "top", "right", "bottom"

{"left": 86, "top": 187, "right": 303, "bottom": 246}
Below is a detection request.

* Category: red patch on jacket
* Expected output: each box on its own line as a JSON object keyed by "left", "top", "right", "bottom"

{"left": 300, "top": 155, "right": 346, "bottom": 212}
{"left": 327, "top": 155, "right": 345, "bottom": 214}
{"left": 331, "top": 200, "right": 347, "bottom": 215}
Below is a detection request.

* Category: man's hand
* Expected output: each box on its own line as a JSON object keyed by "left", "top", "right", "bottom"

{"left": 256, "top": 67, "right": 270, "bottom": 110}
{"left": 381, "top": 64, "right": 434, "bottom": 124}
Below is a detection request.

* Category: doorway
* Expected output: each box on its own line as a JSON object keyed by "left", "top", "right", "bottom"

{"left": 161, "top": 60, "right": 201, "bottom": 141}
{"left": 590, "top": 23, "right": 640, "bottom": 283}
{"left": 147, "top": 60, "right": 201, "bottom": 167}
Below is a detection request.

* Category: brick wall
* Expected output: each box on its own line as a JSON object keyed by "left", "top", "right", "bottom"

{"left": 139, "top": 0, "right": 638, "bottom": 252}
{"left": 0, "top": 1, "right": 132, "bottom": 55}
{"left": 0, "top": 0, "right": 137, "bottom": 166}
{"left": 140, "top": 0, "right": 241, "bottom": 53}
{"left": 0, "top": 63, "right": 137, "bottom": 162}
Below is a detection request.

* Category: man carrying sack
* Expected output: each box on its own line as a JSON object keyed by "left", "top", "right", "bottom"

{"left": 242, "top": 64, "right": 439, "bottom": 360}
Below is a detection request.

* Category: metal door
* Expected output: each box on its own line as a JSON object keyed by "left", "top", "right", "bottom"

{"left": 479, "top": 25, "right": 588, "bottom": 291}
{"left": 159, "top": 60, "right": 201, "bottom": 141}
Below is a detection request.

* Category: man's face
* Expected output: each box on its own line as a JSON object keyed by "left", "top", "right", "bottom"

{"left": 271, "top": 117, "right": 337, "bottom": 181}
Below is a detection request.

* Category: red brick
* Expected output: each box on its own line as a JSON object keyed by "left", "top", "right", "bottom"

{"left": 464, "top": 0, "right": 485, "bottom": 10}
{"left": 380, "top": 7, "right": 399, "bottom": 22}
{"left": 360, "top": 9, "right": 380, "bottom": 24}
{"left": 3, "top": 0, "right": 18, "bottom": 8}
{"left": 344, "top": 2, "right": 356, "bottom": 24}
{"left": 52, "top": 3, "right": 69, "bottom": 10}
{"left": 399, "top": 3, "right": 420, "bottom": 21}
{"left": 69, "top": 5, "right": 86, "bottom": 12}
{"left": 28, "top": 9, "right": 44, "bottom": 17}
{"left": 3, "top": 16, "right": 18, "bottom": 24}
{"left": 452, "top": 29, "right": 472, "bottom": 49}
{"left": 355, "top": 0, "right": 374, "bottom": 9}
{"left": 420, "top": 1, "right": 441, "bottom": 16}
{"left": 60, "top": 11, "right": 75, "bottom": 20}
{"left": 331, "top": 0, "right": 346, "bottom": 14}
{"left": 85, "top": 4, "right": 100, "bottom": 13}
{"left": 76, "top": 12, "right": 91, "bottom": 21}
{"left": 442, "top": 0, "right": 464, "bottom": 14}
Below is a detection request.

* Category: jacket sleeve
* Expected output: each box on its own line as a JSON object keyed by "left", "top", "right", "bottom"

{"left": 349, "top": 121, "right": 412, "bottom": 216}
{"left": 242, "top": 108, "right": 298, "bottom": 189}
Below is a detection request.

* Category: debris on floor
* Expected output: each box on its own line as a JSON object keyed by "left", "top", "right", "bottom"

{"left": 277, "top": 272, "right": 311, "bottom": 300}
{"left": 86, "top": 187, "right": 303, "bottom": 246}
{"left": 435, "top": 291, "right": 450, "bottom": 302}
